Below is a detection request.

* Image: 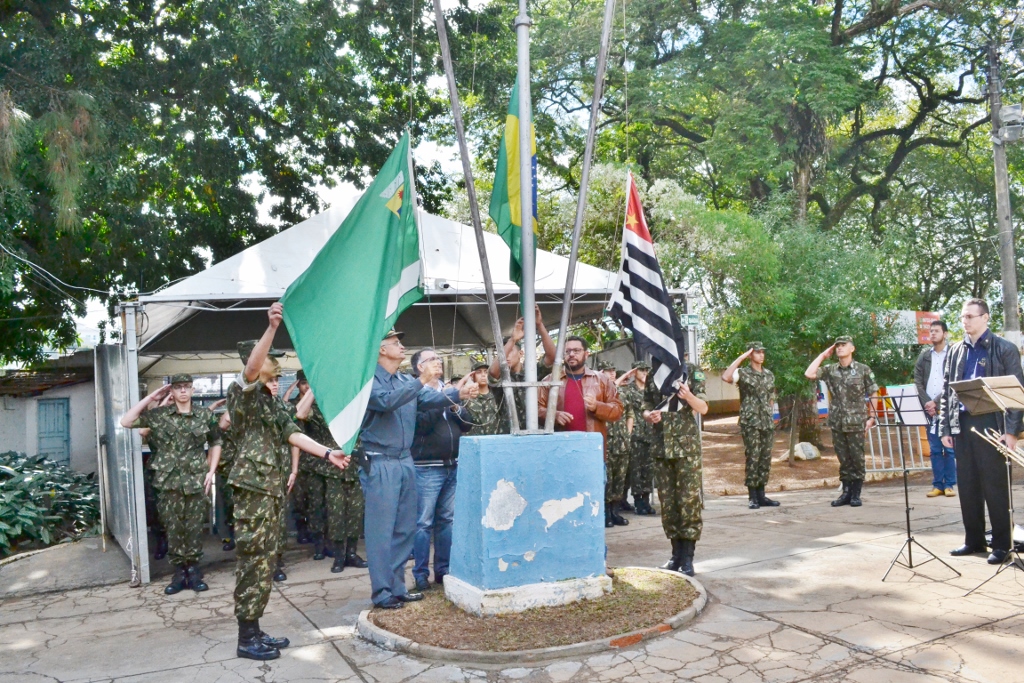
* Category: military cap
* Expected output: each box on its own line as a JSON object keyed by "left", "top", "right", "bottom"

{"left": 295, "top": 369, "right": 307, "bottom": 383}
{"left": 471, "top": 361, "right": 489, "bottom": 372}
{"left": 597, "top": 360, "right": 616, "bottom": 371}
{"left": 382, "top": 329, "right": 405, "bottom": 341}
{"left": 747, "top": 341, "right": 766, "bottom": 351}
{"left": 169, "top": 373, "right": 193, "bottom": 384}
{"left": 631, "top": 360, "right": 651, "bottom": 370}
{"left": 237, "top": 339, "right": 286, "bottom": 364}
{"left": 834, "top": 335, "right": 854, "bottom": 345}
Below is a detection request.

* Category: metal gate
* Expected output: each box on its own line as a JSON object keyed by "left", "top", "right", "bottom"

{"left": 94, "top": 343, "right": 150, "bottom": 585}
{"left": 37, "top": 398, "right": 71, "bottom": 466}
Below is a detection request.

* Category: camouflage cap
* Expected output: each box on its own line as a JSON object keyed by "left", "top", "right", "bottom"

{"left": 631, "top": 360, "right": 652, "bottom": 370}
{"left": 295, "top": 369, "right": 307, "bottom": 383}
{"left": 471, "top": 361, "right": 489, "bottom": 372}
{"left": 237, "top": 339, "right": 286, "bottom": 364}
{"left": 747, "top": 341, "right": 766, "bottom": 351}
{"left": 382, "top": 329, "right": 405, "bottom": 341}
{"left": 597, "top": 360, "right": 616, "bottom": 371}
{"left": 834, "top": 335, "right": 854, "bottom": 345}
{"left": 169, "top": 373, "right": 193, "bottom": 384}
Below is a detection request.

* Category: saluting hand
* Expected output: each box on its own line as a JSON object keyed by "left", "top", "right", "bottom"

{"left": 823, "top": 344, "right": 836, "bottom": 358}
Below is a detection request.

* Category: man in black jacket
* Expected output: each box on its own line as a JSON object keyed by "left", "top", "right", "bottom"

{"left": 410, "top": 348, "right": 474, "bottom": 591}
{"left": 938, "top": 298, "right": 1024, "bottom": 565}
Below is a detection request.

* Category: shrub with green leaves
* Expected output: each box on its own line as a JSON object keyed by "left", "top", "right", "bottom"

{"left": 0, "top": 451, "right": 100, "bottom": 557}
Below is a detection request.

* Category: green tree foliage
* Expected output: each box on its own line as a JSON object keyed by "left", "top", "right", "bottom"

{"left": 0, "top": 0, "right": 446, "bottom": 363}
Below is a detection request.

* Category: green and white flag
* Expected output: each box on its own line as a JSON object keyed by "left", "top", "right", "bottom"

{"left": 282, "top": 131, "right": 422, "bottom": 452}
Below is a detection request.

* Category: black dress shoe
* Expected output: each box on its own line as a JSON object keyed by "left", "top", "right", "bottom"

{"left": 949, "top": 544, "right": 988, "bottom": 556}
{"left": 988, "top": 549, "right": 1010, "bottom": 564}
{"left": 375, "top": 597, "right": 404, "bottom": 609}
{"left": 396, "top": 592, "right": 424, "bottom": 602}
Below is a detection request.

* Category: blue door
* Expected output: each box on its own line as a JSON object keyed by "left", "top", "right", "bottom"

{"left": 37, "top": 398, "right": 71, "bottom": 466}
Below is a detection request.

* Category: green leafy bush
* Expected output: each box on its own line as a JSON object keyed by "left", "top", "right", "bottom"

{"left": 0, "top": 451, "right": 100, "bottom": 557}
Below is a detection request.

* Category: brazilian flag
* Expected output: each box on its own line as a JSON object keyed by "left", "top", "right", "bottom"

{"left": 489, "top": 82, "right": 538, "bottom": 288}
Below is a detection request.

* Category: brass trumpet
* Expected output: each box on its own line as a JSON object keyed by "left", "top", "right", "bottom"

{"left": 970, "top": 427, "right": 1024, "bottom": 468}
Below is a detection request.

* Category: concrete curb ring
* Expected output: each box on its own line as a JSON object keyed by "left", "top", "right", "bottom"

{"left": 356, "top": 567, "right": 708, "bottom": 664}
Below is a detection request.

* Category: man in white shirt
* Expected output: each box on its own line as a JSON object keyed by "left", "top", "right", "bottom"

{"left": 913, "top": 320, "right": 956, "bottom": 497}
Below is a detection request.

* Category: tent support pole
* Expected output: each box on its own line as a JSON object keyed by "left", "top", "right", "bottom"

{"left": 432, "top": 0, "right": 520, "bottom": 433}
{"left": 544, "top": 0, "right": 618, "bottom": 432}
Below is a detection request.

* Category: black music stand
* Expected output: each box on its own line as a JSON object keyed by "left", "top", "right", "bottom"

{"left": 948, "top": 375, "right": 1024, "bottom": 596}
{"left": 881, "top": 395, "right": 961, "bottom": 582}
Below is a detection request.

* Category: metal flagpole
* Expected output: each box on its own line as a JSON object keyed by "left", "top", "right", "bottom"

{"left": 515, "top": 0, "right": 539, "bottom": 431}
{"left": 544, "top": 0, "right": 618, "bottom": 432}
{"left": 431, "top": 0, "right": 520, "bottom": 432}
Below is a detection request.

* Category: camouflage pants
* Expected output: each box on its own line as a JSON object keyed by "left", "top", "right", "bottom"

{"left": 833, "top": 429, "right": 866, "bottom": 483}
{"left": 232, "top": 487, "right": 283, "bottom": 621}
{"left": 655, "top": 457, "right": 702, "bottom": 542}
{"left": 298, "top": 471, "right": 328, "bottom": 539}
{"left": 155, "top": 488, "right": 206, "bottom": 566}
{"left": 630, "top": 439, "right": 655, "bottom": 495}
{"left": 741, "top": 426, "right": 775, "bottom": 488}
{"left": 605, "top": 447, "right": 630, "bottom": 504}
{"left": 327, "top": 478, "right": 365, "bottom": 542}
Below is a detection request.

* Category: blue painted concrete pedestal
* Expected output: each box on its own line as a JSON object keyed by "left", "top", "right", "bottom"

{"left": 444, "top": 432, "right": 611, "bottom": 616}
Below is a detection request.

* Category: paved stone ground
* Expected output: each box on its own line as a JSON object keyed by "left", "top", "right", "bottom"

{"left": 2, "top": 482, "right": 1023, "bottom": 683}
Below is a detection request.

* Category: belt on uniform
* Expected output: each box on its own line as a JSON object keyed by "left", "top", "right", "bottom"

{"left": 363, "top": 451, "right": 406, "bottom": 460}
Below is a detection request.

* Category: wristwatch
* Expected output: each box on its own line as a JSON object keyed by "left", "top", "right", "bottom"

{"left": 324, "top": 448, "right": 333, "bottom": 459}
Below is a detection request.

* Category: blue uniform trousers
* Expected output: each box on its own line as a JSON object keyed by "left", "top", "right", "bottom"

{"left": 360, "top": 451, "right": 418, "bottom": 605}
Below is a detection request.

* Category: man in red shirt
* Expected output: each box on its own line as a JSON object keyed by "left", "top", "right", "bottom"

{"left": 538, "top": 336, "right": 623, "bottom": 449}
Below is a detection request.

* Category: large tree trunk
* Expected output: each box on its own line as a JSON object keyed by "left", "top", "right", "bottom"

{"left": 794, "top": 163, "right": 812, "bottom": 222}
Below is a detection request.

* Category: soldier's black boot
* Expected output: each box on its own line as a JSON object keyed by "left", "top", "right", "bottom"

{"left": 331, "top": 555, "right": 345, "bottom": 573}
{"left": 186, "top": 564, "right": 208, "bottom": 592}
{"left": 605, "top": 505, "right": 615, "bottom": 528}
{"left": 313, "top": 535, "right": 327, "bottom": 561}
{"left": 164, "top": 566, "right": 188, "bottom": 595}
{"left": 831, "top": 482, "right": 852, "bottom": 507}
{"left": 849, "top": 480, "right": 863, "bottom": 507}
{"left": 255, "top": 619, "right": 290, "bottom": 649}
{"left": 610, "top": 508, "right": 630, "bottom": 526}
{"left": 660, "top": 540, "right": 683, "bottom": 571}
{"left": 758, "top": 487, "right": 781, "bottom": 507}
{"left": 678, "top": 540, "right": 696, "bottom": 577}
{"left": 154, "top": 533, "right": 168, "bottom": 560}
{"left": 636, "top": 494, "right": 657, "bottom": 516}
{"left": 345, "top": 538, "right": 368, "bottom": 568}
{"left": 748, "top": 487, "right": 760, "bottom": 510}
{"left": 237, "top": 619, "right": 280, "bottom": 660}
{"left": 273, "top": 556, "right": 287, "bottom": 582}
{"left": 619, "top": 497, "right": 635, "bottom": 513}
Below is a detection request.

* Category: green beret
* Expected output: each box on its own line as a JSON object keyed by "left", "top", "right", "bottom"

{"left": 237, "top": 340, "right": 286, "bottom": 364}
{"left": 169, "top": 373, "right": 193, "bottom": 384}
{"left": 631, "top": 360, "right": 651, "bottom": 370}
{"left": 834, "top": 335, "right": 854, "bottom": 345}
{"left": 747, "top": 341, "right": 765, "bottom": 351}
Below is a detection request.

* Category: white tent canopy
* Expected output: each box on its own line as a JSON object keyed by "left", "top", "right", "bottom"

{"left": 136, "top": 205, "right": 619, "bottom": 379}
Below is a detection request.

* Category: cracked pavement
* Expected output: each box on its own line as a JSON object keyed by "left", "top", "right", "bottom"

{"left": 2, "top": 482, "right": 1023, "bottom": 682}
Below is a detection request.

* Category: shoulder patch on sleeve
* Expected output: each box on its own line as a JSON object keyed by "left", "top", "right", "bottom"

{"left": 693, "top": 370, "right": 705, "bottom": 382}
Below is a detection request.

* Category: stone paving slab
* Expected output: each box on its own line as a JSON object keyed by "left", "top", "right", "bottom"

{"left": 2, "top": 482, "right": 1023, "bottom": 682}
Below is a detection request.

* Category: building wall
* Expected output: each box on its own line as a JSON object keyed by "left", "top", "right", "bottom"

{"left": 0, "top": 382, "right": 97, "bottom": 473}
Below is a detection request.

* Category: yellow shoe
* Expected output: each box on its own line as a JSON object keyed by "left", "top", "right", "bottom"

{"left": 926, "top": 488, "right": 944, "bottom": 497}
{"left": 945, "top": 488, "right": 956, "bottom": 497}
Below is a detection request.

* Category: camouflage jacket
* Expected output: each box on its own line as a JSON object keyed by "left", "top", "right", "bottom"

{"left": 132, "top": 404, "right": 221, "bottom": 494}
{"left": 619, "top": 383, "right": 654, "bottom": 444}
{"left": 736, "top": 366, "right": 775, "bottom": 430}
{"left": 289, "top": 397, "right": 356, "bottom": 481}
{"left": 643, "top": 364, "right": 706, "bottom": 461}
{"left": 226, "top": 379, "right": 301, "bottom": 497}
{"left": 816, "top": 361, "right": 879, "bottom": 433}
{"left": 464, "top": 391, "right": 505, "bottom": 436}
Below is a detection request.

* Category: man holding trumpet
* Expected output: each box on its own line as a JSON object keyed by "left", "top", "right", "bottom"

{"left": 938, "top": 298, "right": 1024, "bottom": 565}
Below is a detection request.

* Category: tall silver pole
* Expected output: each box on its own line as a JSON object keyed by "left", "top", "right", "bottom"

{"left": 989, "top": 43, "right": 1022, "bottom": 348}
{"left": 544, "top": 0, "right": 618, "bottom": 432}
{"left": 515, "top": 0, "right": 538, "bottom": 431}
{"left": 431, "top": 0, "right": 520, "bottom": 432}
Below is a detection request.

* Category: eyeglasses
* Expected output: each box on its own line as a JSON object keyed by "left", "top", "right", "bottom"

{"left": 419, "top": 356, "right": 439, "bottom": 364}
{"left": 960, "top": 313, "right": 988, "bottom": 321}
{"left": 564, "top": 348, "right": 586, "bottom": 355}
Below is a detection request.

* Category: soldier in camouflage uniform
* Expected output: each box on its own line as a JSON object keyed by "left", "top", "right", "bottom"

{"left": 464, "top": 362, "right": 505, "bottom": 436}
{"left": 723, "top": 342, "right": 780, "bottom": 510}
{"left": 218, "top": 303, "right": 351, "bottom": 661}
{"left": 599, "top": 361, "right": 630, "bottom": 527}
{"left": 643, "top": 362, "right": 708, "bottom": 576}
{"left": 291, "top": 371, "right": 368, "bottom": 573}
{"left": 121, "top": 374, "right": 222, "bottom": 595}
{"left": 805, "top": 335, "right": 880, "bottom": 507}
{"left": 619, "top": 361, "right": 655, "bottom": 515}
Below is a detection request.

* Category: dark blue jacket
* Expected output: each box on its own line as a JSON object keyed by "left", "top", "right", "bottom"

{"left": 412, "top": 390, "right": 473, "bottom": 466}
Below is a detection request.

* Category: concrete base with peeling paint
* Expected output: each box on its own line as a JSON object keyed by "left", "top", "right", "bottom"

{"left": 444, "top": 572, "right": 613, "bottom": 616}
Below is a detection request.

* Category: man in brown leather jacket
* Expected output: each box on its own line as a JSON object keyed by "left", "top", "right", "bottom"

{"left": 538, "top": 336, "right": 623, "bottom": 452}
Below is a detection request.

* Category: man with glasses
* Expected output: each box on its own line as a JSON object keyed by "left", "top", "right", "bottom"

{"left": 938, "top": 298, "right": 1024, "bottom": 565}
{"left": 360, "top": 331, "right": 477, "bottom": 609}
{"left": 538, "top": 336, "right": 623, "bottom": 446}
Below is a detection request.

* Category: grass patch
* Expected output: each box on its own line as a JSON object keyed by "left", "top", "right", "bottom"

{"left": 369, "top": 567, "right": 698, "bottom": 652}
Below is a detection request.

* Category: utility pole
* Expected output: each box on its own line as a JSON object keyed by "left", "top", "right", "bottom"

{"left": 989, "top": 43, "right": 1022, "bottom": 348}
